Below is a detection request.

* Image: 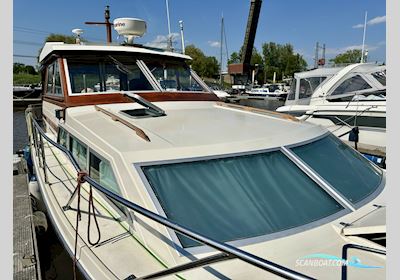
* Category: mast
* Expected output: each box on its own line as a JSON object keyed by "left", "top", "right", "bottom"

{"left": 85, "top": 5, "right": 113, "bottom": 43}
{"left": 361, "top": 11, "right": 368, "bottom": 63}
{"left": 220, "top": 14, "right": 224, "bottom": 86}
{"left": 179, "top": 20, "right": 185, "bottom": 54}
{"left": 165, "top": 0, "right": 173, "bottom": 51}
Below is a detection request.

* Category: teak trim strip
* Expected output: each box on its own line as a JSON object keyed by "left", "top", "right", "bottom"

{"left": 215, "top": 102, "right": 299, "bottom": 122}
{"left": 94, "top": 105, "right": 151, "bottom": 142}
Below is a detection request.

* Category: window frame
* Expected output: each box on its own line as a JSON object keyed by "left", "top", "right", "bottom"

{"left": 133, "top": 132, "right": 385, "bottom": 254}
{"left": 45, "top": 59, "right": 64, "bottom": 97}
{"left": 328, "top": 73, "right": 374, "bottom": 97}
{"left": 64, "top": 57, "right": 160, "bottom": 96}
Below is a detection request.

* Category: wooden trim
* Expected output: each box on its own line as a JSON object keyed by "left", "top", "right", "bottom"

{"left": 43, "top": 92, "right": 219, "bottom": 108}
{"left": 43, "top": 96, "right": 67, "bottom": 108}
{"left": 215, "top": 102, "right": 299, "bottom": 122}
{"left": 94, "top": 105, "right": 150, "bottom": 142}
{"left": 43, "top": 114, "right": 59, "bottom": 133}
{"left": 59, "top": 58, "right": 68, "bottom": 100}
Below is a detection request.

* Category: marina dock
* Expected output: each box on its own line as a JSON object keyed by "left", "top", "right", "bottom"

{"left": 13, "top": 157, "right": 42, "bottom": 280}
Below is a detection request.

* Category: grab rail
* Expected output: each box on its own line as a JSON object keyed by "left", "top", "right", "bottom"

{"left": 27, "top": 112, "right": 314, "bottom": 280}
{"left": 341, "top": 244, "right": 386, "bottom": 280}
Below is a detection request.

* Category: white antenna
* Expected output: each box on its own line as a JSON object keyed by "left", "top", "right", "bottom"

{"left": 360, "top": 11, "right": 368, "bottom": 63}
{"left": 165, "top": 0, "right": 173, "bottom": 51}
{"left": 72, "top": 29, "right": 84, "bottom": 44}
{"left": 179, "top": 20, "right": 185, "bottom": 54}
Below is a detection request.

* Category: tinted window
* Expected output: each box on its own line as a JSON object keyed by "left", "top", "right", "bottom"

{"left": 142, "top": 151, "right": 343, "bottom": 247}
{"left": 46, "top": 64, "right": 54, "bottom": 94}
{"left": 58, "top": 127, "right": 68, "bottom": 148}
{"left": 332, "top": 75, "right": 372, "bottom": 95}
{"left": 54, "top": 62, "right": 63, "bottom": 95}
{"left": 144, "top": 60, "right": 205, "bottom": 92}
{"left": 89, "top": 153, "right": 120, "bottom": 195}
{"left": 68, "top": 56, "right": 153, "bottom": 94}
{"left": 69, "top": 137, "right": 87, "bottom": 170}
{"left": 299, "top": 77, "right": 327, "bottom": 99}
{"left": 287, "top": 79, "right": 296, "bottom": 100}
{"left": 291, "top": 134, "right": 382, "bottom": 203}
{"left": 372, "top": 71, "right": 386, "bottom": 86}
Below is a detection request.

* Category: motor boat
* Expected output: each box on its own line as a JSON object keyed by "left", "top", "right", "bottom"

{"left": 26, "top": 18, "right": 386, "bottom": 279}
{"left": 247, "top": 85, "right": 287, "bottom": 99}
{"left": 13, "top": 84, "right": 42, "bottom": 99}
{"left": 276, "top": 64, "right": 386, "bottom": 166}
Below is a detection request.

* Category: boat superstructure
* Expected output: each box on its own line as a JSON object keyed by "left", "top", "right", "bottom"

{"left": 277, "top": 64, "right": 386, "bottom": 164}
{"left": 26, "top": 20, "right": 386, "bottom": 279}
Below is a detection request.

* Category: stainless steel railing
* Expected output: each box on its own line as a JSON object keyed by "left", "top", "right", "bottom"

{"left": 27, "top": 111, "right": 314, "bottom": 280}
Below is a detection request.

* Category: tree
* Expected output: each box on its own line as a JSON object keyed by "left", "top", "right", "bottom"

{"left": 45, "top": 33, "right": 77, "bottom": 44}
{"left": 185, "top": 44, "right": 219, "bottom": 78}
{"left": 13, "top": 63, "right": 38, "bottom": 75}
{"left": 330, "top": 49, "right": 362, "bottom": 64}
{"left": 228, "top": 52, "right": 241, "bottom": 64}
{"left": 261, "top": 42, "right": 307, "bottom": 81}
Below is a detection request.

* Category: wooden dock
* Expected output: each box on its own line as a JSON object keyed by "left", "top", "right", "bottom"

{"left": 13, "top": 157, "right": 42, "bottom": 280}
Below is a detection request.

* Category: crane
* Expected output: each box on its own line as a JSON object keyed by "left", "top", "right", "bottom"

{"left": 228, "top": 0, "right": 263, "bottom": 91}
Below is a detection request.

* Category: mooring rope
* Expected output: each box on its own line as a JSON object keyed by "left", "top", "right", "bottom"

{"left": 87, "top": 185, "right": 101, "bottom": 246}
{"left": 73, "top": 171, "right": 85, "bottom": 280}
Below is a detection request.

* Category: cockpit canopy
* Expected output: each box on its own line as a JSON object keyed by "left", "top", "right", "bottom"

{"left": 285, "top": 64, "right": 386, "bottom": 106}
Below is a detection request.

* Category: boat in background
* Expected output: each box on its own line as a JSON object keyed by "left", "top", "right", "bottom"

{"left": 277, "top": 63, "right": 386, "bottom": 166}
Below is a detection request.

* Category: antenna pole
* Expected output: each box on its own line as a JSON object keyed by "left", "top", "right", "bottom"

{"left": 220, "top": 14, "right": 224, "bottom": 86}
{"left": 179, "top": 20, "right": 185, "bottom": 54}
{"left": 361, "top": 11, "right": 368, "bottom": 63}
{"left": 314, "top": 42, "right": 319, "bottom": 68}
{"left": 105, "top": 5, "right": 112, "bottom": 43}
{"left": 85, "top": 5, "right": 113, "bottom": 43}
{"left": 165, "top": 0, "right": 173, "bottom": 50}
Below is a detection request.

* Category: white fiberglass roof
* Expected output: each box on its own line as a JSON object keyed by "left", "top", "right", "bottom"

{"left": 39, "top": 42, "right": 192, "bottom": 62}
{"left": 63, "top": 101, "right": 326, "bottom": 163}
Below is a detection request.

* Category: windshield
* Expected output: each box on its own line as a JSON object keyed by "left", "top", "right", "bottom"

{"left": 299, "top": 77, "right": 327, "bottom": 99}
{"left": 67, "top": 55, "right": 154, "bottom": 93}
{"left": 287, "top": 79, "right": 296, "bottom": 100}
{"left": 66, "top": 54, "right": 208, "bottom": 93}
{"left": 372, "top": 70, "right": 386, "bottom": 86}
{"left": 142, "top": 150, "right": 343, "bottom": 247}
{"left": 143, "top": 60, "right": 206, "bottom": 92}
{"left": 291, "top": 134, "right": 382, "bottom": 204}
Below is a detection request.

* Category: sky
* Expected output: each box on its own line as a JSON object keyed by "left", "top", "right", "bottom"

{"left": 13, "top": 0, "right": 386, "bottom": 70}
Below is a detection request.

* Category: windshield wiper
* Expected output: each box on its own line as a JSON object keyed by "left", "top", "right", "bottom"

{"left": 108, "top": 55, "right": 133, "bottom": 74}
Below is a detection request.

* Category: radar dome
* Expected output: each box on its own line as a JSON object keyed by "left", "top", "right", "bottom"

{"left": 113, "top": 18, "right": 146, "bottom": 44}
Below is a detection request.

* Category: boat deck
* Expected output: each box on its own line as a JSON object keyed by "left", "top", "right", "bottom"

{"left": 36, "top": 139, "right": 174, "bottom": 279}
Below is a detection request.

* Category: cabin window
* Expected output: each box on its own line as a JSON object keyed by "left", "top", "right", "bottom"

{"left": 67, "top": 56, "right": 154, "bottom": 94}
{"left": 291, "top": 134, "right": 382, "bottom": 204}
{"left": 287, "top": 79, "right": 296, "bottom": 100}
{"left": 331, "top": 75, "right": 372, "bottom": 96}
{"left": 57, "top": 127, "right": 68, "bottom": 148}
{"left": 89, "top": 153, "right": 121, "bottom": 196}
{"left": 45, "top": 61, "right": 63, "bottom": 96}
{"left": 46, "top": 64, "right": 54, "bottom": 94}
{"left": 54, "top": 62, "right": 63, "bottom": 95}
{"left": 142, "top": 151, "right": 343, "bottom": 247}
{"left": 68, "top": 63, "right": 102, "bottom": 93}
{"left": 298, "top": 77, "right": 326, "bottom": 99}
{"left": 143, "top": 60, "right": 205, "bottom": 92}
{"left": 69, "top": 136, "right": 87, "bottom": 170}
{"left": 372, "top": 70, "right": 386, "bottom": 86}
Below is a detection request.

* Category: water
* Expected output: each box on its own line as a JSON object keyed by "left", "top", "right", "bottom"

{"left": 13, "top": 108, "right": 29, "bottom": 152}
{"left": 13, "top": 106, "right": 83, "bottom": 280}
